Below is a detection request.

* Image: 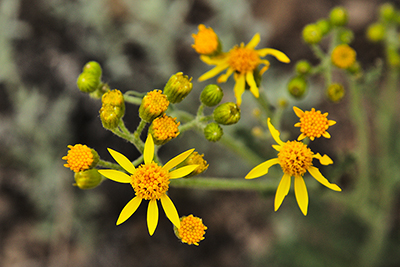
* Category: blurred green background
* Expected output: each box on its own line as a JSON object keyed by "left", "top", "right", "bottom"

{"left": 1, "top": 0, "right": 399, "bottom": 266}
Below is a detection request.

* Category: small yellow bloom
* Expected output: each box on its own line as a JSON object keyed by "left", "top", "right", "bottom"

{"left": 293, "top": 106, "right": 336, "bottom": 141}
{"left": 98, "top": 134, "right": 198, "bottom": 235}
{"left": 139, "top": 90, "right": 169, "bottom": 122}
{"left": 331, "top": 44, "right": 356, "bottom": 69}
{"left": 192, "top": 24, "right": 220, "bottom": 55}
{"left": 149, "top": 114, "right": 180, "bottom": 145}
{"left": 63, "top": 144, "right": 99, "bottom": 173}
{"left": 175, "top": 215, "right": 207, "bottom": 246}
{"left": 245, "top": 118, "right": 341, "bottom": 215}
{"left": 180, "top": 151, "right": 209, "bottom": 177}
{"left": 198, "top": 33, "right": 290, "bottom": 106}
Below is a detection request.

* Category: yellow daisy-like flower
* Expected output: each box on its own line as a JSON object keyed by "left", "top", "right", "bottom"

{"left": 293, "top": 106, "right": 336, "bottom": 141}
{"left": 98, "top": 134, "right": 199, "bottom": 235}
{"left": 331, "top": 44, "right": 356, "bottom": 69}
{"left": 198, "top": 33, "right": 290, "bottom": 106}
{"left": 62, "top": 144, "right": 99, "bottom": 173}
{"left": 192, "top": 24, "right": 220, "bottom": 55}
{"left": 245, "top": 118, "right": 341, "bottom": 215}
{"left": 175, "top": 215, "right": 207, "bottom": 246}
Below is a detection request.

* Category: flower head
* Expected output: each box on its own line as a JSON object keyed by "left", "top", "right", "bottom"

{"left": 149, "top": 114, "right": 180, "bottom": 145}
{"left": 245, "top": 118, "right": 341, "bottom": 215}
{"left": 63, "top": 144, "right": 99, "bottom": 173}
{"left": 180, "top": 151, "right": 209, "bottom": 177}
{"left": 331, "top": 44, "right": 356, "bottom": 69}
{"left": 192, "top": 24, "right": 220, "bottom": 55}
{"left": 139, "top": 90, "right": 169, "bottom": 122}
{"left": 174, "top": 215, "right": 207, "bottom": 246}
{"left": 198, "top": 33, "right": 290, "bottom": 106}
{"left": 293, "top": 106, "right": 336, "bottom": 141}
{"left": 98, "top": 134, "right": 198, "bottom": 235}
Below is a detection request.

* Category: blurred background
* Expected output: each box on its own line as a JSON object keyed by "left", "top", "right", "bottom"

{"left": 0, "top": 0, "right": 399, "bottom": 266}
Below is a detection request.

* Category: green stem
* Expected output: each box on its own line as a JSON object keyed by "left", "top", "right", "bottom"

{"left": 256, "top": 92, "right": 272, "bottom": 119}
{"left": 219, "top": 133, "right": 263, "bottom": 166}
{"left": 123, "top": 95, "right": 142, "bottom": 105}
{"left": 97, "top": 159, "right": 124, "bottom": 171}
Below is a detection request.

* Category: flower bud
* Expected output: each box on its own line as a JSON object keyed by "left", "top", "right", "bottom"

{"left": 102, "top": 89, "right": 125, "bottom": 109}
{"left": 192, "top": 24, "right": 221, "bottom": 56}
{"left": 288, "top": 76, "right": 307, "bottom": 98}
{"left": 213, "top": 102, "right": 241, "bottom": 125}
{"left": 204, "top": 122, "right": 223, "bottom": 142}
{"left": 82, "top": 61, "right": 102, "bottom": 79}
{"left": 174, "top": 215, "right": 207, "bottom": 246}
{"left": 329, "top": 6, "right": 348, "bottom": 27}
{"left": 163, "top": 72, "right": 193, "bottom": 103}
{"left": 387, "top": 48, "right": 400, "bottom": 67}
{"left": 302, "top": 24, "right": 322, "bottom": 45}
{"left": 295, "top": 60, "right": 312, "bottom": 76}
{"left": 178, "top": 151, "right": 209, "bottom": 177}
{"left": 74, "top": 169, "right": 102, "bottom": 190}
{"left": 63, "top": 144, "right": 99, "bottom": 173}
{"left": 366, "top": 23, "right": 385, "bottom": 42}
{"left": 380, "top": 3, "right": 396, "bottom": 22}
{"left": 200, "top": 84, "right": 224, "bottom": 106}
{"left": 99, "top": 106, "right": 121, "bottom": 129}
{"left": 77, "top": 72, "right": 100, "bottom": 93}
{"left": 139, "top": 90, "right": 169, "bottom": 122}
{"left": 327, "top": 83, "right": 345, "bottom": 102}
{"left": 316, "top": 19, "right": 331, "bottom": 36}
{"left": 148, "top": 114, "right": 180, "bottom": 145}
{"left": 339, "top": 29, "right": 354, "bottom": 44}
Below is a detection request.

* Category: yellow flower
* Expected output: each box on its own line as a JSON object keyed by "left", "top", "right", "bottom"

{"left": 63, "top": 144, "right": 99, "bottom": 173}
{"left": 192, "top": 24, "right": 220, "bottom": 55}
{"left": 245, "top": 118, "right": 341, "bottom": 215}
{"left": 139, "top": 90, "right": 169, "bottom": 122}
{"left": 175, "top": 215, "right": 207, "bottom": 246}
{"left": 331, "top": 44, "right": 356, "bottom": 69}
{"left": 149, "top": 114, "right": 180, "bottom": 145}
{"left": 293, "top": 106, "right": 336, "bottom": 141}
{"left": 198, "top": 33, "right": 290, "bottom": 106}
{"left": 98, "top": 134, "right": 198, "bottom": 235}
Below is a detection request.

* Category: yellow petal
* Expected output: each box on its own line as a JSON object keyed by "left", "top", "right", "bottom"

{"left": 147, "top": 199, "right": 159, "bottom": 236}
{"left": 297, "top": 133, "right": 307, "bottom": 141}
{"left": 107, "top": 148, "right": 136, "bottom": 174}
{"left": 272, "top": 144, "right": 281, "bottom": 151}
{"left": 200, "top": 54, "right": 228, "bottom": 65}
{"left": 162, "top": 149, "right": 195, "bottom": 172}
{"left": 275, "top": 174, "right": 291, "bottom": 211}
{"left": 259, "top": 60, "right": 270, "bottom": 75}
{"left": 246, "top": 72, "right": 259, "bottom": 98}
{"left": 328, "top": 120, "right": 336, "bottom": 126}
{"left": 198, "top": 63, "right": 230, "bottom": 82}
{"left": 246, "top": 33, "right": 260, "bottom": 49}
{"left": 322, "top": 131, "right": 331, "bottom": 139}
{"left": 257, "top": 48, "right": 290, "bottom": 63}
{"left": 169, "top": 165, "right": 199, "bottom": 179}
{"left": 314, "top": 153, "right": 333, "bottom": 165}
{"left": 144, "top": 134, "right": 154, "bottom": 165}
{"left": 294, "top": 176, "right": 308, "bottom": 216}
{"left": 293, "top": 106, "right": 304, "bottom": 118}
{"left": 217, "top": 68, "right": 234, "bottom": 83}
{"left": 308, "top": 166, "right": 342, "bottom": 191}
{"left": 267, "top": 118, "right": 285, "bottom": 146}
{"left": 233, "top": 73, "right": 246, "bottom": 107}
{"left": 160, "top": 194, "right": 180, "bottom": 228}
{"left": 116, "top": 196, "right": 142, "bottom": 225}
{"left": 98, "top": 169, "right": 131, "bottom": 183}
{"left": 245, "top": 158, "right": 280, "bottom": 179}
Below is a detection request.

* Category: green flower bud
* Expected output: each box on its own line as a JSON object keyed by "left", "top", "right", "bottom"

{"left": 77, "top": 72, "right": 100, "bottom": 93}
{"left": 99, "top": 106, "right": 121, "bottom": 129}
{"left": 204, "top": 122, "right": 223, "bottom": 142}
{"left": 366, "top": 23, "right": 386, "bottom": 42}
{"left": 102, "top": 89, "right": 125, "bottom": 109}
{"left": 302, "top": 24, "right": 322, "bottom": 45}
{"left": 288, "top": 76, "right": 308, "bottom": 98}
{"left": 327, "top": 83, "right": 345, "bottom": 102}
{"left": 347, "top": 61, "right": 362, "bottom": 76}
{"left": 82, "top": 61, "right": 102, "bottom": 79}
{"left": 200, "top": 84, "right": 224, "bottom": 106}
{"left": 316, "top": 19, "right": 331, "bottom": 36}
{"left": 74, "top": 169, "right": 102, "bottom": 190}
{"left": 339, "top": 28, "right": 354, "bottom": 44}
{"left": 295, "top": 60, "right": 312, "bottom": 76}
{"left": 213, "top": 102, "right": 241, "bottom": 125}
{"left": 387, "top": 48, "right": 400, "bottom": 67}
{"left": 329, "top": 6, "right": 348, "bottom": 27}
{"left": 380, "top": 3, "right": 396, "bottom": 22}
{"left": 163, "top": 72, "right": 193, "bottom": 103}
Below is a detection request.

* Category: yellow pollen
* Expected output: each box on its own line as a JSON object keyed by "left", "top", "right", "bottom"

{"left": 131, "top": 162, "right": 170, "bottom": 200}
{"left": 298, "top": 108, "right": 330, "bottom": 140}
{"left": 62, "top": 144, "right": 94, "bottom": 173}
{"left": 278, "top": 141, "right": 313, "bottom": 177}
{"left": 331, "top": 44, "right": 356, "bottom": 69}
{"left": 228, "top": 45, "right": 260, "bottom": 73}
{"left": 192, "top": 24, "right": 219, "bottom": 55}
{"left": 178, "top": 215, "right": 207, "bottom": 246}
{"left": 143, "top": 90, "right": 169, "bottom": 116}
{"left": 151, "top": 114, "right": 180, "bottom": 142}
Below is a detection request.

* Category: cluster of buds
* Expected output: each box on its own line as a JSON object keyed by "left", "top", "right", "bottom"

{"left": 99, "top": 89, "right": 125, "bottom": 129}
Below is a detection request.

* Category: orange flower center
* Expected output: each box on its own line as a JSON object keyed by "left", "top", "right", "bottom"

{"left": 278, "top": 141, "right": 313, "bottom": 177}
{"left": 299, "top": 109, "right": 330, "bottom": 139}
{"left": 228, "top": 45, "right": 260, "bottom": 73}
{"left": 151, "top": 114, "right": 180, "bottom": 143}
{"left": 178, "top": 215, "right": 207, "bottom": 246}
{"left": 131, "top": 162, "right": 170, "bottom": 200}
{"left": 142, "top": 90, "right": 169, "bottom": 116}
{"left": 63, "top": 144, "right": 94, "bottom": 173}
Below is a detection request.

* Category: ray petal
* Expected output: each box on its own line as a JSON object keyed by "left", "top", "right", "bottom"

{"left": 217, "top": 68, "right": 234, "bottom": 83}
{"left": 308, "top": 166, "right": 342, "bottom": 191}
{"left": 257, "top": 48, "right": 290, "bottom": 63}
{"left": 98, "top": 169, "right": 131, "bottom": 183}
{"left": 267, "top": 118, "right": 285, "bottom": 146}
{"left": 198, "top": 63, "right": 230, "bottom": 81}
{"left": 160, "top": 194, "right": 180, "bottom": 228}
{"left": 163, "top": 149, "right": 195, "bottom": 172}
{"left": 294, "top": 176, "right": 308, "bottom": 216}
{"left": 233, "top": 73, "right": 246, "bottom": 106}
{"left": 107, "top": 148, "right": 135, "bottom": 174}
{"left": 144, "top": 134, "right": 154, "bottom": 164}
{"left": 147, "top": 199, "right": 159, "bottom": 236}
{"left": 169, "top": 165, "right": 199, "bottom": 179}
{"left": 314, "top": 153, "right": 333, "bottom": 165}
{"left": 275, "top": 174, "right": 291, "bottom": 211}
{"left": 245, "top": 158, "right": 280, "bottom": 179}
{"left": 246, "top": 33, "right": 260, "bottom": 49}
{"left": 322, "top": 132, "right": 331, "bottom": 139}
{"left": 293, "top": 106, "right": 304, "bottom": 118}
{"left": 246, "top": 72, "right": 259, "bottom": 98}
{"left": 116, "top": 196, "right": 142, "bottom": 225}
{"left": 328, "top": 120, "right": 337, "bottom": 126}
